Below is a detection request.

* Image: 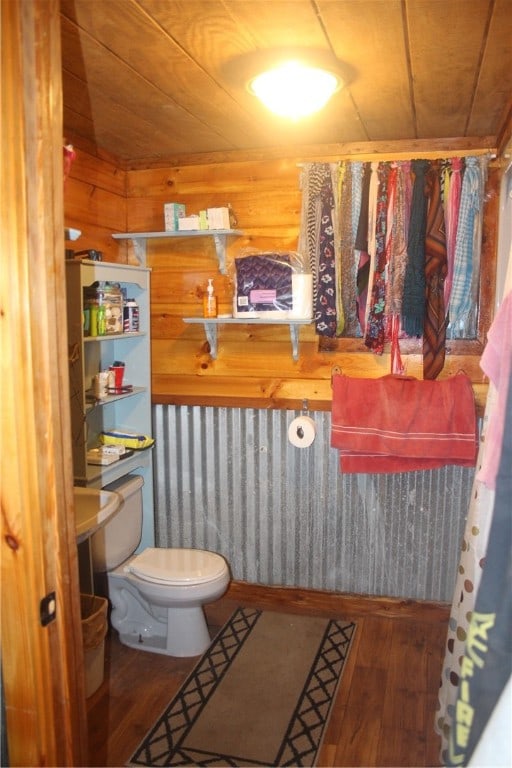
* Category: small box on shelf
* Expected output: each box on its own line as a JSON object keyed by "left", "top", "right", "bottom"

{"left": 164, "top": 203, "right": 186, "bottom": 231}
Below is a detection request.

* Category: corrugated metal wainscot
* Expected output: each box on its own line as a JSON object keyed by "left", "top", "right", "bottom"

{"left": 152, "top": 405, "right": 475, "bottom": 602}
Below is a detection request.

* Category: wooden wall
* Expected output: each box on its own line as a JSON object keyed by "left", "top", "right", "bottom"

{"left": 64, "top": 142, "right": 126, "bottom": 260}
{"left": 65, "top": 147, "right": 500, "bottom": 413}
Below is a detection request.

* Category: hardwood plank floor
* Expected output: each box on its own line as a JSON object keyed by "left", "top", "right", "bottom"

{"left": 85, "top": 581, "right": 449, "bottom": 767}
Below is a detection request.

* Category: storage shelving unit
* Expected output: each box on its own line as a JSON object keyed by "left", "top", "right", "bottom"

{"left": 66, "top": 259, "right": 154, "bottom": 550}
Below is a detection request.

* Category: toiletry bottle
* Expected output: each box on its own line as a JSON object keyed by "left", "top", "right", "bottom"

{"left": 203, "top": 278, "right": 217, "bottom": 318}
{"left": 97, "top": 304, "right": 106, "bottom": 335}
{"left": 123, "top": 298, "right": 139, "bottom": 332}
{"left": 90, "top": 304, "right": 98, "bottom": 336}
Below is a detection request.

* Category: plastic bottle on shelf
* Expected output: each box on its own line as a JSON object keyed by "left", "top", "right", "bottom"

{"left": 203, "top": 278, "right": 217, "bottom": 318}
{"left": 123, "top": 298, "right": 139, "bottom": 332}
{"left": 89, "top": 304, "right": 98, "bottom": 336}
{"left": 97, "top": 305, "right": 106, "bottom": 335}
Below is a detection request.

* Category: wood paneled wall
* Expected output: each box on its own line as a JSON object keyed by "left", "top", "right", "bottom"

{"left": 65, "top": 148, "right": 500, "bottom": 412}
{"left": 64, "top": 142, "right": 126, "bottom": 260}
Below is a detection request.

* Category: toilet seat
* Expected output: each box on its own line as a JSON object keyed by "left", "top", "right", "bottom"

{"left": 125, "top": 547, "right": 227, "bottom": 586}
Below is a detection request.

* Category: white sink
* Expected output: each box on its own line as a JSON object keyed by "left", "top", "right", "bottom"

{"left": 74, "top": 487, "right": 123, "bottom": 543}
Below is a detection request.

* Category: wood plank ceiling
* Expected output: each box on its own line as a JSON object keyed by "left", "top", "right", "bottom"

{"left": 61, "top": 0, "right": 512, "bottom": 167}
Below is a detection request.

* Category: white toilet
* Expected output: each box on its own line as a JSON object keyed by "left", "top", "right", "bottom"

{"left": 90, "top": 474, "right": 230, "bottom": 657}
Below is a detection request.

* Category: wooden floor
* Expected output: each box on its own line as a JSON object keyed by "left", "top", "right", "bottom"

{"left": 85, "top": 581, "right": 449, "bottom": 767}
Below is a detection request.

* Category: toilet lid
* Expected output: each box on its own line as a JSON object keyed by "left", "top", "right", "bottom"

{"left": 126, "top": 547, "right": 227, "bottom": 586}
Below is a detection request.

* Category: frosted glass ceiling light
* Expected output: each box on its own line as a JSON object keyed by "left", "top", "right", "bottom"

{"left": 249, "top": 60, "right": 340, "bottom": 120}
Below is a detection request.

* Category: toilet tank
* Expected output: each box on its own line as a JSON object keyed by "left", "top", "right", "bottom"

{"left": 90, "top": 474, "right": 144, "bottom": 572}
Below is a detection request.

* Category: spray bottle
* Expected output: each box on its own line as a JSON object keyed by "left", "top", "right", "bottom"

{"left": 203, "top": 278, "right": 217, "bottom": 318}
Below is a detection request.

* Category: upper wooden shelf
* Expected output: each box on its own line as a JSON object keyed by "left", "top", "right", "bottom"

{"left": 112, "top": 229, "right": 243, "bottom": 272}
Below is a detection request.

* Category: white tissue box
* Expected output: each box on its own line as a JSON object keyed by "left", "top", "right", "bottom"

{"left": 178, "top": 215, "right": 201, "bottom": 231}
{"left": 207, "top": 207, "right": 230, "bottom": 230}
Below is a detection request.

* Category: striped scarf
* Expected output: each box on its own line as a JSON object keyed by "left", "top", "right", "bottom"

{"left": 443, "top": 157, "right": 464, "bottom": 311}
{"left": 449, "top": 156, "right": 482, "bottom": 335}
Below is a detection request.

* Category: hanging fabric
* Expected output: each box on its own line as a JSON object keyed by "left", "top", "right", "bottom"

{"left": 299, "top": 154, "right": 487, "bottom": 369}
{"left": 385, "top": 161, "right": 410, "bottom": 374}
{"left": 401, "top": 159, "right": 429, "bottom": 337}
{"left": 299, "top": 163, "right": 338, "bottom": 336}
{"left": 365, "top": 162, "right": 379, "bottom": 332}
{"left": 315, "top": 165, "right": 338, "bottom": 336}
{"left": 436, "top": 252, "right": 512, "bottom": 763}
{"left": 466, "top": 156, "right": 489, "bottom": 335}
{"left": 364, "top": 162, "right": 390, "bottom": 353}
{"left": 355, "top": 163, "right": 371, "bottom": 335}
{"left": 449, "top": 156, "right": 483, "bottom": 335}
{"left": 423, "top": 160, "right": 449, "bottom": 380}
{"left": 331, "top": 371, "right": 477, "bottom": 474}
{"left": 446, "top": 291, "right": 512, "bottom": 765}
{"left": 444, "top": 157, "right": 464, "bottom": 310}
{"left": 338, "top": 162, "right": 359, "bottom": 336}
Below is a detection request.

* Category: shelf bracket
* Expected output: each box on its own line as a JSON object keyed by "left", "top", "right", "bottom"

{"left": 131, "top": 239, "right": 147, "bottom": 266}
{"left": 212, "top": 233, "right": 228, "bottom": 274}
{"left": 289, "top": 324, "right": 300, "bottom": 361}
{"left": 203, "top": 322, "right": 218, "bottom": 358}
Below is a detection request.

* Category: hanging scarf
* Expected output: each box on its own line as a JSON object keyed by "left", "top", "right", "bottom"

{"left": 423, "top": 160, "right": 448, "bottom": 380}
{"left": 299, "top": 163, "right": 324, "bottom": 307}
{"left": 338, "top": 162, "right": 359, "bottom": 336}
{"left": 385, "top": 163, "right": 409, "bottom": 316}
{"left": 385, "top": 162, "right": 409, "bottom": 374}
{"left": 314, "top": 166, "right": 338, "bottom": 336}
{"left": 449, "top": 156, "right": 482, "bottom": 335}
{"left": 364, "top": 162, "right": 390, "bottom": 354}
{"left": 335, "top": 163, "right": 348, "bottom": 334}
{"left": 351, "top": 162, "right": 364, "bottom": 244}
{"left": 444, "top": 157, "right": 464, "bottom": 312}
{"left": 466, "top": 156, "right": 489, "bottom": 336}
{"left": 364, "top": 162, "right": 380, "bottom": 332}
{"left": 355, "top": 163, "right": 371, "bottom": 335}
{"left": 401, "top": 159, "right": 430, "bottom": 336}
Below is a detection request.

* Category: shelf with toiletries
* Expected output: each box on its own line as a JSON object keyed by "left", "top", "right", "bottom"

{"left": 65, "top": 259, "right": 154, "bottom": 493}
{"left": 112, "top": 229, "right": 243, "bottom": 273}
{"left": 183, "top": 317, "right": 311, "bottom": 361}
{"left": 84, "top": 385, "right": 147, "bottom": 412}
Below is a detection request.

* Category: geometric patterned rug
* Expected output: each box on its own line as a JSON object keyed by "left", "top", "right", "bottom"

{"left": 128, "top": 606, "right": 356, "bottom": 767}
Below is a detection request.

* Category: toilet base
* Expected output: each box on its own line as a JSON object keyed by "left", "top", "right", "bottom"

{"left": 117, "top": 605, "right": 211, "bottom": 657}
{"left": 107, "top": 561, "right": 229, "bottom": 657}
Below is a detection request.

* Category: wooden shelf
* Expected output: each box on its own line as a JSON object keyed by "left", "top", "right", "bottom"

{"left": 85, "top": 385, "right": 147, "bottom": 411}
{"left": 83, "top": 331, "right": 146, "bottom": 343}
{"left": 183, "top": 317, "right": 311, "bottom": 360}
{"left": 112, "top": 229, "right": 243, "bottom": 272}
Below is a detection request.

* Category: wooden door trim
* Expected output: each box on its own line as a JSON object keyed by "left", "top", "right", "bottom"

{"left": 1, "top": 1, "right": 87, "bottom": 764}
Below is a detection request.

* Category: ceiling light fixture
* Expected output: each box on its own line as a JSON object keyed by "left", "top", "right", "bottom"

{"left": 248, "top": 59, "right": 341, "bottom": 120}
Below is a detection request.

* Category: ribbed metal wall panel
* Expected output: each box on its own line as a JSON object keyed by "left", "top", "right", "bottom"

{"left": 152, "top": 405, "right": 473, "bottom": 601}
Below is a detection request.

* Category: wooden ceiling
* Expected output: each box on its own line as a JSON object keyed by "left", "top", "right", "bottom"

{"left": 61, "top": 0, "right": 512, "bottom": 167}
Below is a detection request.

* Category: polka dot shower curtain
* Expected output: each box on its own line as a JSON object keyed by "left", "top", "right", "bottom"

{"left": 435, "top": 171, "right": 512, "bottom": 764}
{"left": 434, "top": 393, "right": 496, "bottom": 762}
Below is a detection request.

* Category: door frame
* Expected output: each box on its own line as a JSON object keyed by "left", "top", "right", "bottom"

{"left": 1, "top": 1, "right": 87, "bottom": 764}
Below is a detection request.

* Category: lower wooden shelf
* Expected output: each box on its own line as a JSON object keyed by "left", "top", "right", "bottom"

{"left": 183, "top": 317, "right": 312, "bottom": 360}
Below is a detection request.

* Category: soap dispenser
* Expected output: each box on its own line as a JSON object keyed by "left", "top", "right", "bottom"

{"left": 203, "top": 278, "right": 217, "bottom": 318}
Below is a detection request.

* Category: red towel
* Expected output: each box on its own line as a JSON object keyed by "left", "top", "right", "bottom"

{"left": 331, "top": 373, "right": 477, "bottom": 473}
